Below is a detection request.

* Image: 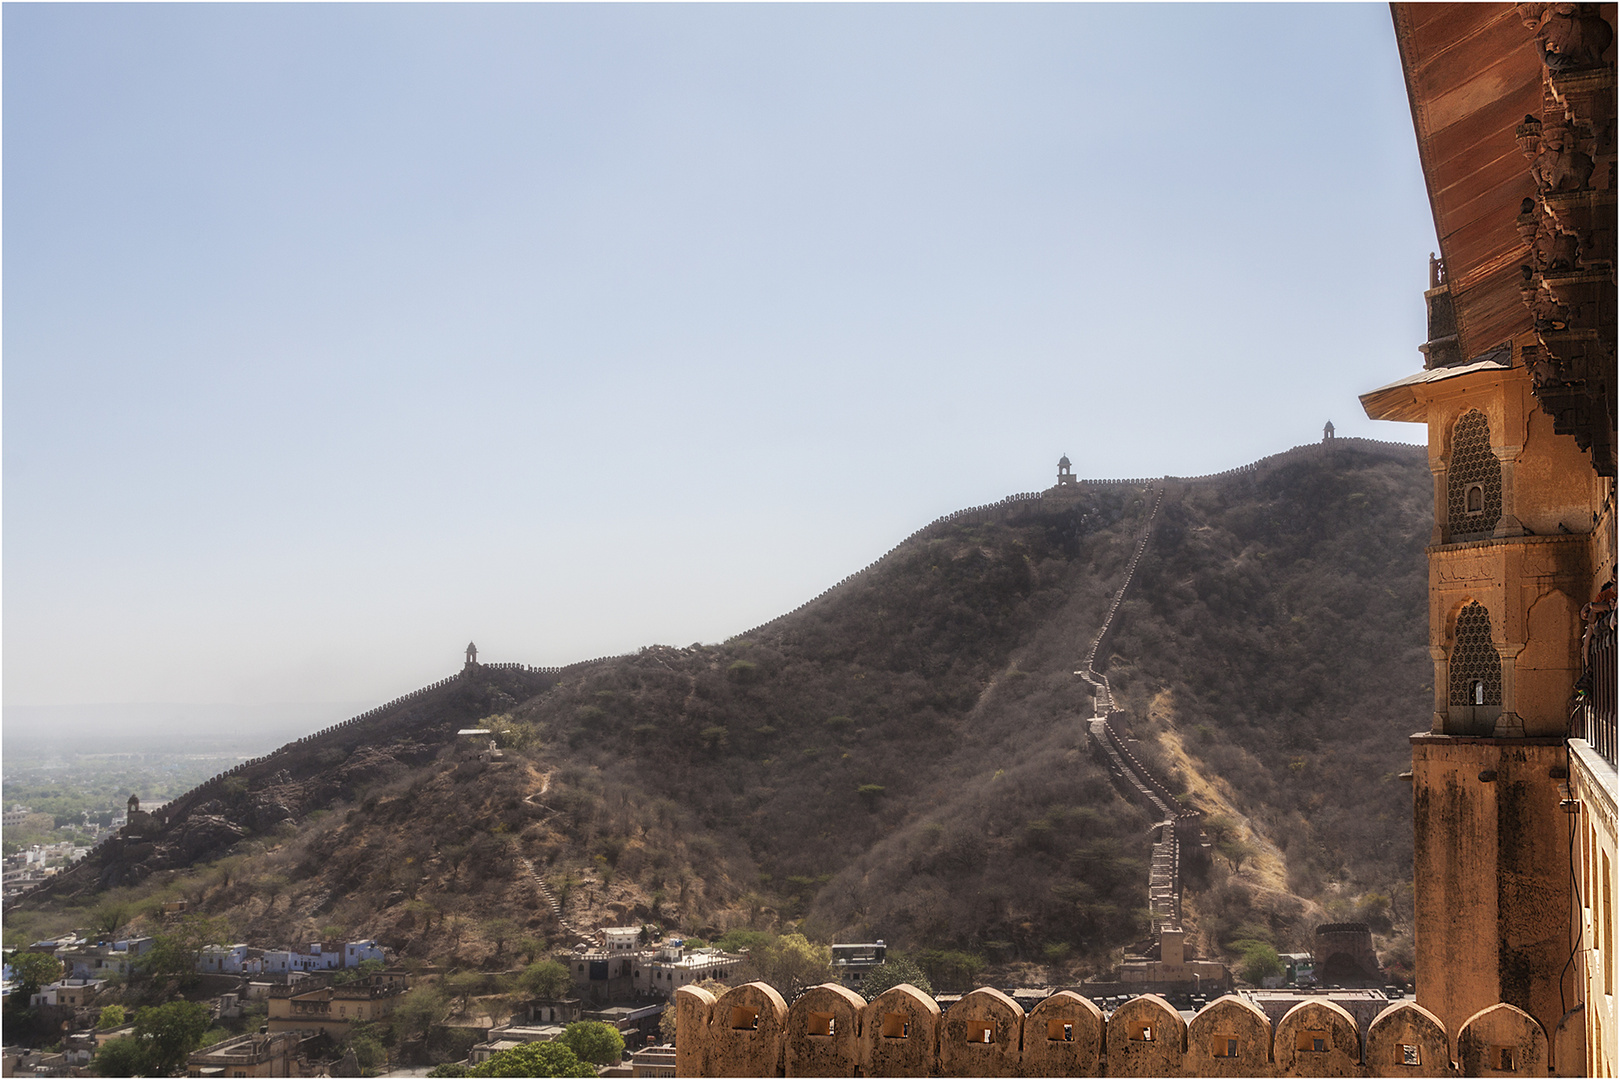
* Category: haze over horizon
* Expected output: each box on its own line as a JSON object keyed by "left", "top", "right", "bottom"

{"left": 6, "top": 4, "right": 1433, "bottom": 730}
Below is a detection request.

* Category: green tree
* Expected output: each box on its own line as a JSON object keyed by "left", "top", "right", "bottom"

{"left": 1217, "top": 835, "right": 1258, "bottom": 872}
{"left": 916, "top": 949, "right": 986, "bottom": 990}
{"left": 558, "top": 1020, "right": 625, "bottom": 1066}
{"left": 8, "top": 951, "right": 63, "bottom": 997}
{"left": 467, "top": 1040, "right": 595, "bottom": 1077}
{"left": 96, "top": 1004, "right": 128, "bottom": 1029}
{"left": 333, "top": 958, "right": 386, "bottom": 986}
{"left": 1202, "top": 813, "right": 1235, "bottom": 844}
{"left": 712, "top": 929, "right": 771, "bottom": 953}
{"left": 484, "top": 917, "right": 518, "bottom": 962}
{"left": 743, "top": 933, "right": 831, "bottom": 1001}
{"left": 91, "top": 900, "right": 132, "bottom": 939}
{"left": 93, "top": 1036, "right": 151, "bottom": 1077}
{"left": 444, "top": 970, "right": 488, "bottom": 1014}
{"left": 518, "top": 959, "right": 573, "bottom": 999}
{"left": 133, "top": 1000, "right": 211, "bottom": 1073}
{"left": 391, "top": 985, "right": 451, "bottom": 1043}
{"left": 140, "top": 914, "right": 229, "bottom": 984}
{"left": 347, "top": 1031, "right": 387, "bottom": 1073}
{"left": 857, "top": 957, "right": 933, "bottom": 1001}
{"left": 426, "top": 1065, "right": 469, "bottom": 1078}
{"left": 1230, "top": 939, "right": 1284, "bottom": 985}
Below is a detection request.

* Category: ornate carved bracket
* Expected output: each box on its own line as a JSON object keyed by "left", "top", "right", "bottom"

{"left": 1512, "top": 4, "right": 1616, "bottom": 476}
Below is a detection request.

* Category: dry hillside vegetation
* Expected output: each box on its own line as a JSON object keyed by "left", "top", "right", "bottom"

{"left": 7, "top": 441, "right": 1428, "bottom": 980}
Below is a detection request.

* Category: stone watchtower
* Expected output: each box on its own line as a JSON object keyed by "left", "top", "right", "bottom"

{"left": 1056, "top": 455, "right": 1077, "bottom": 487}
{"left": 1313, "top": 923, "right": 1381, "bottom": 986}
{"left": 464, "top": 642, "right": 478, "bottom": 669}
{"left": 1361, "top": 256, "right": 1615, "bottom": 1042}
{"left": 1323, "top": 420, "right": 1335, "bottom": 441}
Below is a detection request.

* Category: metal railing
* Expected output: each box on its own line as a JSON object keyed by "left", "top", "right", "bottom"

{"left": 1579, "top": 607, "right": 1616, "bottom": 768}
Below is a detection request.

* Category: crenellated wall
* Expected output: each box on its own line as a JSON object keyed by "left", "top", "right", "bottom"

{"left": 676, "top": 982, "right": 1556, "bottom": 1077}
{"left": 18, "top": 658, "right": 588, "bottom": 902}
{"left": 728, "top": 440, "right": 1424, "bottom": 646}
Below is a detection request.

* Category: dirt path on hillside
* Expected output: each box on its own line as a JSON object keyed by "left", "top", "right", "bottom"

{"left": 522, "top": 769, "right": 553, "bottom": 808}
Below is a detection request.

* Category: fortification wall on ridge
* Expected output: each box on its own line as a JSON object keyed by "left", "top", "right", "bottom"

{"left": 729, "top": 439, "right": 1423, "bottom": 645}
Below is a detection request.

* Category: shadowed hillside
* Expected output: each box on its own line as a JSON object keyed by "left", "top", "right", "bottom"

{"left": 7, "top": 440, "right": 1429, "bottom": 978}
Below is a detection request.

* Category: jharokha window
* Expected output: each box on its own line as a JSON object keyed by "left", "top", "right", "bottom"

{"left": 1450, "top": 602, "right": 1502, "bottom": 707}
{"left": 1447, "top": 410, "right": 1501, "bottom": 539}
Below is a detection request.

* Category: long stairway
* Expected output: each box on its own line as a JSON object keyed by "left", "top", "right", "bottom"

{"left": 519, "top": 854, "right": 586, "bottom": 944}
{"left": 1074, "top": 484, "right": 1189, "bottom": 936}
{"left": 1077, "top": 486, "right": 1164, "bottom": 717}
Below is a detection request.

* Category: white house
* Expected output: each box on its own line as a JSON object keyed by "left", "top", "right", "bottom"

{"left": 599, "top": 927, "right": 641, "bottom": 953}
{"left": 197, "top": 944, "right": 262, "bottom": 975}
{"left": 344, "top": 940, "right": 385, "bottom": 966}
{"left": 112, "top": 936, "right": 155, "bottom": 956}
{"left": 262, "top": 941, "right": 380, "bottom": 974}
{"left": 632, "top": 945, "right": 742, "bottom": 997}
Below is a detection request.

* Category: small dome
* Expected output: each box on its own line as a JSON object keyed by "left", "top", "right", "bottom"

{"left": 1058, "top": 455, "right": 1072, "bottom": 468}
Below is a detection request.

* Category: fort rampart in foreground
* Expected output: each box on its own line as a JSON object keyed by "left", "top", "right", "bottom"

{"left": 674, "top": 981, "right": 1556, "bottom": 1077}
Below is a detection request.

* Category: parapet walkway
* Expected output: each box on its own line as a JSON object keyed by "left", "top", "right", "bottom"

{"left": 675, "top": 978, "right": 1547, "bottom": 1077}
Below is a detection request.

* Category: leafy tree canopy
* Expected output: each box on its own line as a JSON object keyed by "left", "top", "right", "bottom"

{"left": 332, "top": 958, "right": 385, "bottom": 986}
{"left": 858, "top": 957, "right": 933, "bottom": 1001}
{"left": 518, "top": 959, "right": 573, "bottom": 1000}
{"left": 139, "top": 914, "right": 230, "bottom": 984}
{"left": 468, "top": 1040, "right": 595, "bottom": 1077}
{"left": 558, "top": 1020, "right": 624, "bottom": 1066}
{"left": 133, "top": 1000, "right": 211, "bottom": 1074}
{"left": 93, "top": 1036, "right": 151, "bottom": 1077}
{"left": 9, "top": 951, "right": 63, "bottom": 996}
{"left": 1231, "top": 939, "right": 1284, "bottom": 985}
{"left": 742, "top": 933, "right": 830, "bottom": 1001}
{"left": 391, "top": 985, "right": 452, "bottom": 1042}
{"left": 712, "top": 929, "right": 771, "bottom": 953}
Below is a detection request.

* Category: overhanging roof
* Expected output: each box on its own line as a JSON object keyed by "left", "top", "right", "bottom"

{"left": 1360, "top": 348, "right": 1514, "bottom": 422}
{"left": 1391, "top": 4, "right": 1542, "bottom": 360}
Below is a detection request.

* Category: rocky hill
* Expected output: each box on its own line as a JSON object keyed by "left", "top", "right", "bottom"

{"left": 7, "top": 439, "right": 1430, "bottom": 977}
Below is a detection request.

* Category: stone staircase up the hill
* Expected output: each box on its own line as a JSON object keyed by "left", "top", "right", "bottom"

{"left": 1077, "top": 486, "right": 1164, "bottom": 717}
{"left": 1072, "top": 484, "right": 1196, "bottom": 936}
{"left": 518, "top": 854, "right": 586, "bottom": 944}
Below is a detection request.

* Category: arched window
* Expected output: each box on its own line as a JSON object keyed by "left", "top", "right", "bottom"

{"left": 1447, "top": 410, "right": 1501, "bottom": 538}
{"left": 1449, "top": 602, "right": 1502, "bottom": 706}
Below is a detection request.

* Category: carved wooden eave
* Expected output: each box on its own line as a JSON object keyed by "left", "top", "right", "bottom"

{"left": 1361, "top": 352, "right": 1516, "bottom": 423}
{"left": 1391, "top": 2, "right": 1617, "bottom": 476}
{"left": 1393, "top": 4, "right": 1547, "bottom": 357}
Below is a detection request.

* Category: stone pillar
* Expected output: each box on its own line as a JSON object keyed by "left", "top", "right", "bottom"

{"left": 1429, "top": 645, "right": 1449, "bottom": 733}
{"left": 1494, "top": 640, "right": 1528, "bottom": 738}
{"left": 1493, "top": 444, "right": 1528, "bottom": 538}
{"left": 1431, "top": 462, "right": 1449, "bottom": 545}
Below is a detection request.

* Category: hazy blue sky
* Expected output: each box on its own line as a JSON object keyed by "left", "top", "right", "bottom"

{"left": 5, "top": 4, "right": 1436, "bottom": 732}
